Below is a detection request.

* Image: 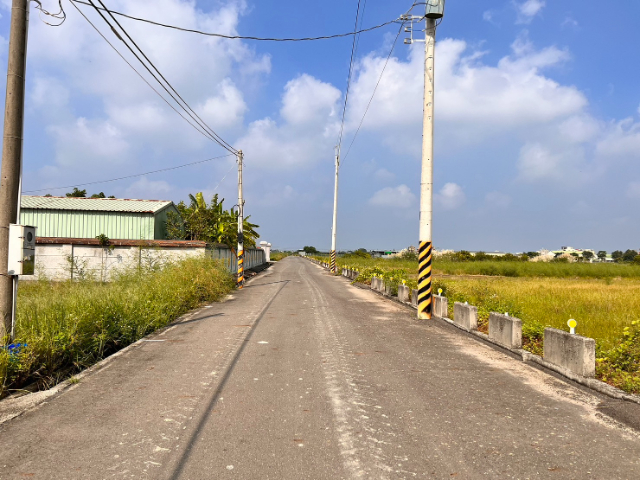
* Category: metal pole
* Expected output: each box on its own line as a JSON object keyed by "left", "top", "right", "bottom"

{"left": 417, "top": 17, "right": 436, "bottom": 320}
{"left": 330, "top": 149, "right": 339, "bottom": 273}
{"left": 0, "top": 0, "right": 29, "bottom": 341}
{"left": 236, "top": 150, "right": 244, "bottom": 289}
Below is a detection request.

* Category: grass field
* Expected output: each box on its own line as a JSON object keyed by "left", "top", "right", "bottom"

{"left": 0, "top": 257, "right": 234, "bottom": 399}
{"left": 320, "top": 255, "right": 640, "bottom": 394}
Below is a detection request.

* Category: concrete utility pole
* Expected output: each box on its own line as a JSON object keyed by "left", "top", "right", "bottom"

{"left": 330, "top": 147, "right": 339, "bottom": 273}
{"left": 236, "top": 150, "right": 244, "bottom": 289}
{"left": 0, "top": 0, "right": 29, "bottom": 341}
{"left": 416, "top": 1, "right": 444, "bottom": 320}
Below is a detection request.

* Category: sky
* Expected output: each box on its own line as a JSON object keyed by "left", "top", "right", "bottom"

{"left": 1, "top": 0, "right": 639, "bottom": 253}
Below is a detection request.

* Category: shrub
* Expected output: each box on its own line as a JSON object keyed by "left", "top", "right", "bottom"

{"left": 0, "top": 257, "right": 234, "bottom": 398}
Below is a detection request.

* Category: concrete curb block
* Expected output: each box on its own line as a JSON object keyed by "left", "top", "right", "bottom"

{"left": 345, "top": 275, "right": 640, "bottom": 407}
{"left": 544, "top": 328, "right": 596, "bottom": 378}
{"left": 398, "top": 285, "right": 410, "bottom": 303}
{"left": 489, "top": 313, "right": 523, "bottom": 350}
{"left": 453, "top": 302, "right": 478, "bottom": 331}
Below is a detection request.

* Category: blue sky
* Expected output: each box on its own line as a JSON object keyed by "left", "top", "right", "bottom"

{"left": 1, "top": 0, "right": 639, "bottom": 252}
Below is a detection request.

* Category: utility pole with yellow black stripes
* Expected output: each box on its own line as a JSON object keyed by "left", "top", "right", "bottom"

{"left": 236, "top": 150, "right": 244, "bottom": 289}
{"left": 409, "top": 0, "right": 445, "bottom": 319}
{"left": 330, "top": 147, "right": 339, "bottom": 274}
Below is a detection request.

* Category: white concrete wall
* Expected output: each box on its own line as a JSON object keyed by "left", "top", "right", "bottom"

{"left": 23, "top": 243, "right": 205, "bottom": 281}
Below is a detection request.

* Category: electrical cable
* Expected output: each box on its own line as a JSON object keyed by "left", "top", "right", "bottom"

{"left": 70, "top": 0, "right": 400, "bottom": 41}
{"left": 341, "top": 0, "right": 444, "bottom": 163}
{"left": 341, "top": 21, "right": 404, "bottom": 163}
{"left": 33, "top": 0, "right": 67, "bottom": 26}
{"left": 23, "top": 153, "right": 235, "bottom": 194}
{"left": 22, "top": 153, "right": 235, "bottom": 193}
{"left": 85, "top": 0, "right": 237, "bottom": 154}
{"left": 69, "top": 0, "right": 228, "bottom": 147}
{"left": 23, "top": 153, "right": 236, "bottom": 208}
{"left": 336, "top": 0, "right": 365, "bottom": 158}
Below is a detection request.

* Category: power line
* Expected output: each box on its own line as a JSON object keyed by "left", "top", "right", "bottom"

{"left": 336, "top": 0, "right": 365, "bottom": 156}
{"left": 342, "top": 21, "right": 405, "bottom": 163}
{"left": 23, "top": 154, "right": 235, "bottom": 194}
{"left": 69, "top": 0, "right": 228, "bottom": 147}
{"left": 88, "top": 0, "right": 237, "bottom": 154}
{"left": 70, "top": 0, "right": 401, "bottom": 41}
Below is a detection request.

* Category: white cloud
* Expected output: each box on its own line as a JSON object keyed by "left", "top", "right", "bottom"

{"left": 345, "top": 36, "right": 585, "bottom": 154}
{"left": 561, "top": 17, "right": 579, "bottom": 29}
{"left": 374, "top": 168, "right": 395, "bottom": 182}
{"left": 198, "top": 78, "right": 247, "bottom": 129}
{"left": 627, "top": 182, "right": 640, "bottom": 199}
{"left": 30, "top": 77, "right": 69, "bottom": 110}
{"left": 483, "top": 11, "right": 495, "bottom": 23}
{"left": 485, "top": 192, "right": 511, "bottom": 209}
{"left": 125, "top": 177, "right": 173, "bottom": 199}
{"left": 517, "top": 143, "right": 564, "bottom": 182}
{"left": 435, "top": 183, "right": 465, "bottom": 210}
{"left": 595, "top": 119, "right": 640, "bottom": 159}
{"left": 259, "top": 185, "right": 298, "bottom": 206}
{"left": 515, "top": 0, "right": 545, "bottom": 24}
{"left": 47, "top": 117, "right": 130, "bottom": 168}
{"left": 558, "top": 115, "right": 600, "bottom": 144}
{"left": 236, "top": 74, "right": 340, "bottom": 170}
{"left": 28, "top": 0, "right": 269, "bottom": 171}
{"left": 280, "top": 74, "right": 341, "bottom": 127}
{"left": 368, "top": 185, "right": 416, "bottom": 208}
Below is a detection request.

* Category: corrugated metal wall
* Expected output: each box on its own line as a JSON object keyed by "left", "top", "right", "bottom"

{"left": 20, "top": 209, "right": 156, "bottom": 240}
{"left": 208, "top": 246, "right": 265, "bottom": 273}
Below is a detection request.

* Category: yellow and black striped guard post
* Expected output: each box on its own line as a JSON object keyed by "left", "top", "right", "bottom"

{"left": 330, "top": 250, "right": 337, "bottom": 273}
{"left": 418, "top": 241, "right": 433, "bottom": 319}
{"left": 237, "top": 249, "right": 244, "bottom": 289}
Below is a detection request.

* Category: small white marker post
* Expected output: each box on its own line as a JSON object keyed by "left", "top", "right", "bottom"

{"left": 568, "top": 319, "right": 577, "bottom": 335}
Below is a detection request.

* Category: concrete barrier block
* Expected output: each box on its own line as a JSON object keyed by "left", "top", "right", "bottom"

{"left": 453, "top": 302, "right": 478, "bottom": 331}
{"left": 488, "top": 313, "right": 522, "bottom": 349}
{"left": 398, "top": 285, "right": 409, "bottom": 303}
{"left": 544, "top": 328, "right": 596, "bottom": 378}
{"left": 378, "top": 280, "right": 386, "bottom": 293}
{"left": 384, "top": 282, "right": 393, "bottom": 296}
{"left": 371, "top": 277, "right": 379, "bottom": 290}
{"left": 433, "top": 295, "right": 448, "bottom": 318}
{"left": 411, "top": 290, "right": 418, "bottom": 306}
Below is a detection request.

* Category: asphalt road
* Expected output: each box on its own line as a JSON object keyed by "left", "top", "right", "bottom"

{"left": 1, "top": 256, "right": 640, "bottom": 479}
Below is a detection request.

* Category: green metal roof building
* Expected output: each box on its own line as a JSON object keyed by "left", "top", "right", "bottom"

{"left": 20, "top": 196, "right": 179, "bottom": 240}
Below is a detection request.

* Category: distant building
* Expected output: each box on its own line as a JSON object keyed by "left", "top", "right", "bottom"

{"left": 20, "top": 195, "right": 179, "bottom": 240}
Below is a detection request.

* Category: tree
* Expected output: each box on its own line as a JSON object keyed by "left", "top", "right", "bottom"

{"left": 166, "top": 192, "right": 260, "bottom": 249}
{"left": 582, "top": 251, "right": 594, "bottom": 261}
{"left": 303, "top": 246, "right": 319, "bottom": 254}
{"left": 454, "top": 250, "right": 473, "bottom": 262}
{"left": 597, "top": 251, "right": 607, "bottom": 261}
{"left": 474, "top": 251, "right": 490, "bottom": 261}
{"left": 634, "top": 255, "right": 640, "bottom": 265}
{"left": 525, "top": 251, "right": 539, "bottom": 259}
{"left": 612, "top": 250, "right": 624, "bottom": 262}
{"left": 66, "top": 187, "right": 87, "bottom": 197}
{"left": 622, "top": 249, "right": 639, "bottom": 262}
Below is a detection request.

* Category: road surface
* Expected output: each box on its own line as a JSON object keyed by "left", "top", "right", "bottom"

{"left": 1, "top": 256, "right": 639, "bottom": 479}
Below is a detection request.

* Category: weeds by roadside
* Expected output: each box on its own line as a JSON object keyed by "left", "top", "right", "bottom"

{"left": 0, "top": 257, "right": 234, "bottom": 399}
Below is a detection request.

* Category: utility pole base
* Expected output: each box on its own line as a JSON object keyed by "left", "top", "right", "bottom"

{"left": 330, "top": 250, "right": 337, "bottom": 273}
{"left": 417, "top": 240, "right": 433, "bottom": 320}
